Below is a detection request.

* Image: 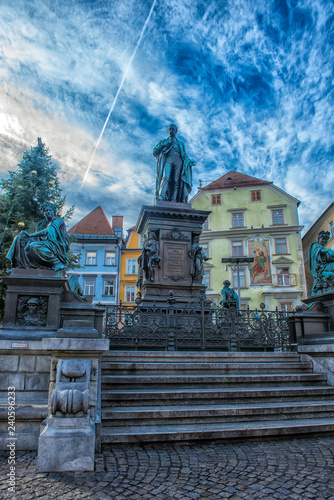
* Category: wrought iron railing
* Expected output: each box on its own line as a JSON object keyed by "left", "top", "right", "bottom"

{"left": 99, "top": 293, "right": 295, "bottom": 351}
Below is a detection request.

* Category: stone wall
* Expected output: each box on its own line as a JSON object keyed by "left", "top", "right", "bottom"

{"left": 0, "top": 341, "right": 51, "bottom": 450}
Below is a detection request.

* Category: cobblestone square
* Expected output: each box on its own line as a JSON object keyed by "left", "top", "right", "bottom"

{"left": 1, "top": 436, "right": 334, "bottom": 499}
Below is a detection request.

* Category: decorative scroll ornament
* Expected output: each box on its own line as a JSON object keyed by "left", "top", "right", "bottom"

{"left": 50, "top": 359, "right": 91, "bottom": 417}
{"left": 161, "top": 228, "right": 189, "bottom": 241}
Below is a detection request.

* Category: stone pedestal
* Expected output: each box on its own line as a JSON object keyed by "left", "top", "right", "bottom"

{"left": 2, "top": 269, "right": 67, "bottom": 339}
{"left": 37, "top": 337, "right": 109, "bottom": 472}
{"left": 289, "top": 292, "right": 334, "bottom": 345}
{"left": 289, "top": 310, "right": 330, "bottom": 344}
{"left": 1, "top": 269, "right": 104, "bottom": 340}
{"left": 136, "top": 201, "right": 210, "bottom": 305}
{"left": 304, "top": 291, "right": 334, "bottom": 332}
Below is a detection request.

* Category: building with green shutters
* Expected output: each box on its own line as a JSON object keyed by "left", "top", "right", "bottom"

{"left": 190, "top": 171, "right": 307, "bottom": 311}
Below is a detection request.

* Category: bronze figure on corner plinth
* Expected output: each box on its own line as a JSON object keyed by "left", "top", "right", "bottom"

{"left": 220, "top": 280, "right": 239, "bottom": 309}
{"left": 188, "top": 235, "right": 209, "bottom": 283}
{"left": 309, "top": 230, "right": 334, "bottom": 293}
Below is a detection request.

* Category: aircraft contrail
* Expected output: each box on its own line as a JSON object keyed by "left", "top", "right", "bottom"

{"left": 80, "top": 0, "right": 157, "bottom": 189}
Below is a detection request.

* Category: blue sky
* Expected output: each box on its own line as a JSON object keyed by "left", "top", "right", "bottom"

{"left": 0, "top": 0, "right": 333, "bottom": 232}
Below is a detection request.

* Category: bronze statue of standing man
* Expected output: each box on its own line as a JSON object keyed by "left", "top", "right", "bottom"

{"left": 153, "top": 124, "right": 195, "bottom": 203}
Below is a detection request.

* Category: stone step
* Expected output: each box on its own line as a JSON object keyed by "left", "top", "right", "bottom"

{"left": 102, "top": 386, "right": 334, "bottom": 406}
{"left": 101, "top": 417, "right": 334, "bottom": 444}
{"left": 102, "top": 351, "right": 300, "bottom": 363}
{"left": 102, "top": 400, "right": 334, "bottom": 426}
{"left": 101, "top": 361, "right": 312, "bottom": 375}
{"left": 101, "top": 373, "right": 326, "bottom": 389}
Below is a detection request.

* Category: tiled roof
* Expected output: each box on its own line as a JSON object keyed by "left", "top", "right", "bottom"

{"left": 201, "top": 171, "right": 272, "bottom": 190}
{"left": 68, "top": 206, "right": 114, "bottom": 235}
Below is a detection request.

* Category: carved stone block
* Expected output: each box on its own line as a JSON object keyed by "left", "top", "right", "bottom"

{"left": 38, "top": 356, "right": 98, "bottom": 471}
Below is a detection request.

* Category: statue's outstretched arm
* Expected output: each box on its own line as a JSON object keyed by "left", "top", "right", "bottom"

{"left": 22, "top": 228, "right": 47, "bottom": 238}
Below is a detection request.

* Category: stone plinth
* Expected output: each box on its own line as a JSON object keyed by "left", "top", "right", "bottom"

{"left": 1, "top": 269, "right": 105, "bottom": 340}
{"left": 136, "top": 201, "right": 210, "bottom": 305}
{"left": 289, "top": 310, "right": 331, "bottom": 345}
{"left": 37, "top": 337, "right": 109, "bottom": 472}
{"left": 304, "top": 291, "right": 334, "bottom": 332}
{"left": 2, "top": 269, "right": 67, "bottom": 339}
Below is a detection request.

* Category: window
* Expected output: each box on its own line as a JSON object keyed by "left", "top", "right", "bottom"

{"left": 232, "top": 268, "right": 246, "bottom": 288}
{"left": 275, "top": 238, "right": 287, "bottom": 254}
{"left": 125, "top": 286, "right": 136, "bottom": 302}
{"left": 203, "top": 271, "right": 211, "bottom": 289}
{"left": 105, "top": 251, "right": 116, "bottom": 266}
{"left": 279, "top": 302, "right": 294, "bottom": 312}
{"left": 211, "top": 194, "right": 221, "bottom": 206}
{"left": 251, "top": 190, "right": 262, "bottom": 202}
{"left": 277, "top": 267, "right": 290, "bottom": 286}
{"left": 86, "top": 251, "right": 97, "bottom": 265}
{"left": 103, "top": 279, "right": 114, "bottom": 296}
{"left": 126, "top": 259, "right": 137, "bottom": 274}
{"left": 232, "top": 241, "right": 243, "bottom": 256}
{"left": 329, "top": 219, "right": 334, "bottom": 238}
{"left": 232, "top": 212, "right": 244, "bottom": 227}
{"left": 240, "top": 303, "right": 248, "bottom": 311}
{"left": 84, "top": 278, "right": 95, "bottom": 295}
{"left": 202, "top": 218, "right": 209, "bottom": 230}
{"left": 272, "top": 209, "right": 284, "bottom": 225}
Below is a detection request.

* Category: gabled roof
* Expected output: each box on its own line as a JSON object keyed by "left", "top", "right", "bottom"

{"left": 68, "top": 206, "right": 114, "bottom": 235}
{"left": 201, "top": 171, "right": 272, "bottom": 191}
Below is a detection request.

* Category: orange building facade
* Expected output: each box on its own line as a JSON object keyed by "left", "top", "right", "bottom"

{"left": 120, "top": 227, "right": 142, "bottom": 305}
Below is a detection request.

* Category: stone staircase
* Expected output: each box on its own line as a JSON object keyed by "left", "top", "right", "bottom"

{"left": 100, "top": 351, "right": 334, "bottom": 447}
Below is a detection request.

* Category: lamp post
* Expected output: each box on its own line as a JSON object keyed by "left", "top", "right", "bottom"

{"left": 221, "top": 257, "right": 254, "bottom": 309}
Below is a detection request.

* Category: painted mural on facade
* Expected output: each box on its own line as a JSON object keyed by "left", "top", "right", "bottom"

{"left": 248, "top": 239, "right": 272, "bottom": 285}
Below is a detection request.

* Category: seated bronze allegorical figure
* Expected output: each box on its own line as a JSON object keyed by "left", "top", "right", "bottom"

{"left": 309, "top": 230, "right": 334, "bottom": 292}
{"left": 6, "top": 202, "right": 69, "bottom": 271}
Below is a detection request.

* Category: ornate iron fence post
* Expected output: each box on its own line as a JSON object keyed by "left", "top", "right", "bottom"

{"left": 229, "top": 307, "right": 238, "bottom": 351}
{"left": 200, "top": 289, "right": 206, "bottom": 350}
{"left": 167, "top": 291, "right": 176, "bottom": 351}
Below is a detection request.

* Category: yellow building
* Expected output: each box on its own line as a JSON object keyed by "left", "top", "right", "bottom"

{"left": 191, "top": 171, "right": 307, "bottom": 311}
{"left": 302, "top": 202, "right": 334, "bottom": 294}
{"left": 120, "top": 227, "right": 141, "bottom": 305}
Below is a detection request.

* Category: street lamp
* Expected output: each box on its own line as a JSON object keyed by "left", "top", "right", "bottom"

{"left": 221, "top": 257, "right": 254, "bottom": 309}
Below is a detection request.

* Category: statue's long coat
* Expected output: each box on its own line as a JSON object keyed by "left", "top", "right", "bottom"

{"left": 153, "top": 137, "right": 193, "bottom": 203}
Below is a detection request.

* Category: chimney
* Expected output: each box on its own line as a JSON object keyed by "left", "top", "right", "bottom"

{"left": 112, "top": 216, "right": 124, "bottom": 229}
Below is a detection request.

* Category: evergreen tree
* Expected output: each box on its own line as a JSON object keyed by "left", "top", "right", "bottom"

{"left": 0, "top": 138, "right": 78, "bottom": 318}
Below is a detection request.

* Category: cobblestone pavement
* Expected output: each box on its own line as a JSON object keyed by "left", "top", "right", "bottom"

{"left": 2, "top": 437, "right": 334, "bottom": 499}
